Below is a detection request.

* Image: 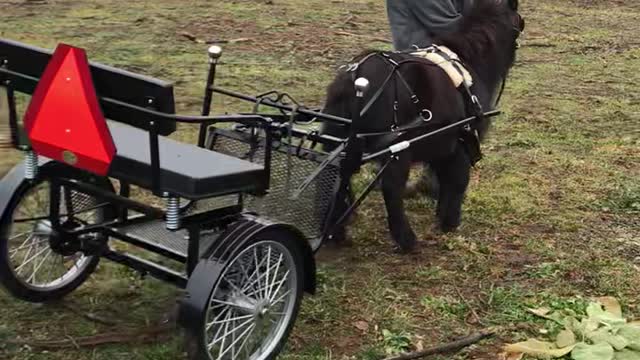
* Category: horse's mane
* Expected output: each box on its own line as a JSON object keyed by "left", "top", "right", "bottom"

{"left": 436, "top": 0, "right": 514, "bottom": 64}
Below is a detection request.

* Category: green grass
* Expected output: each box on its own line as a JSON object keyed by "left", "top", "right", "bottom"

{"left": 1, "top": 0, "right": 639, "bottom": 359}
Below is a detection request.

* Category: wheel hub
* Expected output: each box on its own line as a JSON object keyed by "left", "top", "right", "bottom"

{"left": 46, "top": 219, "right": 83, "bottom": 256}
{"left": 227, "top": 293, "right": 273, "bottom": 320}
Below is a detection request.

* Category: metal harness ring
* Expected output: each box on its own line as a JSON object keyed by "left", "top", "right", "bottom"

{"left": 421, "top": 109, "right": 433, "bottom": 122}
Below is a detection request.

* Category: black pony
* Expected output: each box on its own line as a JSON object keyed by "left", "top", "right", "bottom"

{"left": 320, "top": 0, "right": 525, "bottom": 252}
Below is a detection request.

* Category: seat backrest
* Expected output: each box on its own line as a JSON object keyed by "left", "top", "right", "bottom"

{"left": 0, "top": 38, "right": 176, "bottom": 136}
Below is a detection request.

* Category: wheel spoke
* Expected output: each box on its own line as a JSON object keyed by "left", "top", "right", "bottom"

{"left": 209, "top": 316, "right": 254, "bottom": 349}
{"left": 207, "top": 313, "right": 253, "bottom": 327}
{"left": 15, "top": 244, "right": 49, "bottom": 273}
{"left": 9, "top": 232, "right": 30, "bottom": 241}
{"left": 264, "top": 246, "right": 272, "bottom": 300}
{"left": 252, "top": 247, "right": 264, "bottom": 299}
{"left": 271, "top": 289, "right": 292, "bottom": 306}
{"left": 209, "top": 310, "right": 231, "bottom": 350}
{"left": 240, "top": 252, "right": 269, "bottom": 294}
{"left": 267, "top": 253, "right": 284, "bottom": 300}
{"left": 216, "top": 323, "right": 256, "bottom": 359}
{"left": 207, "top": 305, "right": 231, "bottom": 331}
{"left": 210, "top": 298, "right": 247, "bottom": 309}
{"left": 26, "top": 249, "right": 52, "bottom": 283}
{"left": 242, "top": 269, "right": 270, "bottom": 295}
{"left": 9, "top": 238, "right": 48, "bottom": 256}
{"left": 268, "top": 270, "right": 291, "bottom": 303}
{"left": 235, "top": 321, "right": 256, "bottom": 358}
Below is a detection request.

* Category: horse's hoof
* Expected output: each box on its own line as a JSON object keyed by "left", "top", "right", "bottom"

{"left": 393, "top": 243, "right": 420, "bottom": 255}
{"left": 439, "top": 221, "right": 460, "bottom": 233}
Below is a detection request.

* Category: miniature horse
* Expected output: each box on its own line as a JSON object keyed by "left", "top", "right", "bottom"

{"left": 320, "top": 0, "right": 525, "bottom": 252}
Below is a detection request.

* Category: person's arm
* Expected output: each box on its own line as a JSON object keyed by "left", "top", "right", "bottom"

{"left": 387, "top": 0, "right": 414, "bottom": 50}
{"left": 410, "top": 0, "right": 463, "bottom": 36}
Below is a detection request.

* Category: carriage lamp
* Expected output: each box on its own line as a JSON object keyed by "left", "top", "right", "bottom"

{"left": 208, "top": 45, "right": 222, "bottom": 64}
{"left": 165, "top": 193, "right": 180, "bottom": 230}
{"left": 354, "top": 77, "right": 370, "bottom": 98}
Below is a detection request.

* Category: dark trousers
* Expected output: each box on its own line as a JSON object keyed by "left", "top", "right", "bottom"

{"left": 386, "top": 0, "right": 465, "bottom": 51}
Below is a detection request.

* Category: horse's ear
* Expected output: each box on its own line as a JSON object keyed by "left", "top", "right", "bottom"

{"left": 508, "top": 0, "right": 519, "bottom": 11}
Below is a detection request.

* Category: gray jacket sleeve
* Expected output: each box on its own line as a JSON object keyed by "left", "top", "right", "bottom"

{"left": 387, "top": 0, "right": 463, "bottom": 51}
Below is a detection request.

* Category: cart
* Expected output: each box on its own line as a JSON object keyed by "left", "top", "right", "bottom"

{"left": 0, "top": 38, "right": 498, "bottom": 359}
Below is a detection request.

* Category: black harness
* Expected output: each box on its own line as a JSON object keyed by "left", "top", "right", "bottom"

{"left": 342, "top": 46, "right": 487, "bottom": 165}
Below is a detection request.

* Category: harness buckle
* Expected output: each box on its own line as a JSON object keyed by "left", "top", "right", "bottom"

{"left": 410, "top": 95, "right": 420, "bottom": 104}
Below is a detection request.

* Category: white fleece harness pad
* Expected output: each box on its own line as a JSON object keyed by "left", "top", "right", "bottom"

{"left": 411, "top": 45, "right": 473, "bottom": 88}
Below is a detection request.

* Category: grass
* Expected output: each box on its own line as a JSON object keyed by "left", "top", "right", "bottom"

{"left": 0, "top": 0, "right": 639, "bottom": 359}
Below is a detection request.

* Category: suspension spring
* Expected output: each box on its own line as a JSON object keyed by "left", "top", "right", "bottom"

{"left": 24, "top": 151, "right": 38, "bottom": 180}
{"left": 165, "top": 195, "right": 180, "bottom": 230}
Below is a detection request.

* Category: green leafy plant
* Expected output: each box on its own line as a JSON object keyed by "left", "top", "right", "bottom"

{"left": 504, "top": 297, "right": 640, "bottom": 360}
{"left": 381, "top": 329, "right": 412, "bottom": 355}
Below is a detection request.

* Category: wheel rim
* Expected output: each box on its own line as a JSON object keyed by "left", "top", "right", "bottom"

{"left": 204, "top": 240, "right": 298, "bottom": 360}
{"left": 4, "top": 181, "right": 100, "bottom": 291}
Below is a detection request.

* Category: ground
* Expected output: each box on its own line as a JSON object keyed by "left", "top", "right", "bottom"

{"left": 0, "top": 0, "right": 639, "bottom": 359}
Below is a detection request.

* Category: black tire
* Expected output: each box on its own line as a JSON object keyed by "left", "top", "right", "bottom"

{"left": 0, "top": 172, "right": 112, "bottom": 302}
{"left": 187, "top": 228, "right": 305, "bottom": 360}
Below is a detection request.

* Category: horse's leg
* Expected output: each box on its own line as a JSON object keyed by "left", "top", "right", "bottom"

{"left": 432, "top": 145, "right": 471, "bottom": 232}
{"left": 381, "top": 154, "right": 417, "bottom": 252}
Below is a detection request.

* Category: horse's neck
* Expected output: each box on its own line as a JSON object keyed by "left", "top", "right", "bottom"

{"left": 468, "top": 54, "right": 510, "bottom": 109}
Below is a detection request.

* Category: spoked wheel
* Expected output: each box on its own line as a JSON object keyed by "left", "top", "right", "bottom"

{"left": 0, "top": 174, "right": 112, "bottom": 302}
{"left": 193, "top": 231, "right": 304, "bottom": 360}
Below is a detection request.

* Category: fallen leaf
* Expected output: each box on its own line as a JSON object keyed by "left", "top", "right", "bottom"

{"left": 353, "top": 321, "right": 369, "bottom": 332}
{"left": 595, "top": 297, "right": 623, "bottom": 319}
{"left": 587, "top": 328, "right": 628, "bottom": 351}
{"left": 528, "top": 308, "right": 566, "bottom": 324}
{"left": 614, "top": 349, "right": 640, "bottom": 360}
{"left": 557, "top": 329, "right": 577, "bottom": 348}
{"left": 502, "top": 352, "right": 524, "bottom": 360}
{"left": 505, "top": 339, "right": 575, "bottom": 358}
{"left": 587, "top": 302, "right": 626, "bottom": 327}
{"left": 618, "top": 324, "right": 640, "bottom": 351}
{"left": 571, "top": 342, "right": 614, "bottom": 360}
{"left": 528, "top": 307, "right": 552, "bottom": 317}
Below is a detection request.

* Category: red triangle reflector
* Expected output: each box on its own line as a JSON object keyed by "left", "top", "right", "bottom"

{"left": 24, "top": 44, "right": 116, "bottom": 175}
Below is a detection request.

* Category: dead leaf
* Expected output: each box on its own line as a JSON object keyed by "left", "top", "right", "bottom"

{"left": 595, "top": 297, "right": 623, "bottom": 318}
{"left": 506, "top": 353, "right": 524, "bottom": 360}
{"left": 504, "top": 339, "right": 576, "bottom": 358}
{"left": 528, "top": 307, "right": 551, "bottom": 317}
{"left": 556, "top": 329, "right": 577, "bottom": 348}
{"left": 353, "top": 321, "right": 369, "bottom": 332}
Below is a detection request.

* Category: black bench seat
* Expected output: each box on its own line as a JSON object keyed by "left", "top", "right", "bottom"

{"left": 107, "top": 122, "right": 266, "bottom": 199}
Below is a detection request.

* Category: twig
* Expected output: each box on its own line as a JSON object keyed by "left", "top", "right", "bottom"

{"left": 333, "top": 30, "right": 391, "bottom": 44}
{"left": 206, "top": 37, "right": 253, "bottom": 44}
{"left": 61, "top": 303, "right": 118, "bottom": 326}
{"left": 7, "top": 323, "right": 174, "bottom": 350}
{"left": 453, "top": 286, "right": 484, "bottom": 326}
{"left": 381, "top": 330, "right": 495, "bottom": 360}
{"left": 178, "top": 31, "right": 204, "bottom": 44}
{"left": 525, "top": 42, "right": 557, "bottom": 48}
